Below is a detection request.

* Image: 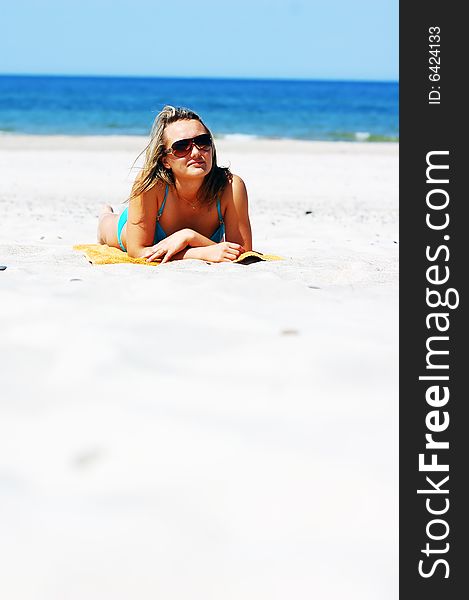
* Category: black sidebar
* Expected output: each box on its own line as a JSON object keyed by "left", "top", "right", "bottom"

{"left": 400, "top": 3, "right": 466, "bottom": 598}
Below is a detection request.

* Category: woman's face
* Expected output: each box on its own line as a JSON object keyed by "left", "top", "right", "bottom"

{"left": 162, "top": 119, "right": 213, "bottom": 180}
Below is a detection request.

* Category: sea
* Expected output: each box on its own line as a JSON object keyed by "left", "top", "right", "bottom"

{"left": 0, "top": 75, "right": 398, "bottom": 142}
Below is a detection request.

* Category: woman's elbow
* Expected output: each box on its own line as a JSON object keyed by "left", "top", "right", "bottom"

{"left": 242, "top": 229, "right": 253, "bottom": 251}
{"left": 127, "top": 244, "right": 144, "bottom": 259}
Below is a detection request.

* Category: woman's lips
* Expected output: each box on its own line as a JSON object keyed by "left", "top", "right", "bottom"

{"left": 187, "top": 160, "right": 204, "bottom": 167}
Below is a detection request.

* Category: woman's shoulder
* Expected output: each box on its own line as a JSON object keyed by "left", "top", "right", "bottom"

{"left": 221, "top": 173, "right": 247, "bottom": 199}
{"left": 137, "top": 172, "right": 167, "bottom": 192}
{"left": 219, "top": 174, "right": 248, "bottom": 217}
{"left": 221, "top": 173, "right": 246, "bottom": 195}
{"left": 131, "top": 175, "right": 166, "bottom": 200}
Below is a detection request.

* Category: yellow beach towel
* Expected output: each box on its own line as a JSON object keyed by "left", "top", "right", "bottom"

{"left": 73, "top": 244, "right": 283, "bottom": 266}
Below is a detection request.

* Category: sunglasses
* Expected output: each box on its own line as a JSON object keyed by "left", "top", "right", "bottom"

{"left": 165, "top": 133, "right": 213, "bottom": 158}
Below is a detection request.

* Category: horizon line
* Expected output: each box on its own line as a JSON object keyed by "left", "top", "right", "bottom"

{"left": 0, "top": 72, "right": 399, "bottom": 85}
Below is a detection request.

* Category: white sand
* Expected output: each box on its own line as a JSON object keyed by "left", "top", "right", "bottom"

{"left": 0, "top": 135, "right": 398, "bottom": 599}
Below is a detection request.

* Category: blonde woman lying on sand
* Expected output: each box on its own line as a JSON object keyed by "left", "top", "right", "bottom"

{"left": 97, "top": 105, "right": 252, "bottom": 263}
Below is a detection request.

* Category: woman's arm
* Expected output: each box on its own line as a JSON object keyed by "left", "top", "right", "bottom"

{"left": 142, "top": 229, "right": 244, "bottom": 263}
{"left": 171, "top": 242, "right": 245, "bottom": 263}
{"left": 126, "top": 185, "right": 160, "bottom": 258}
{"left": 166, "top": 177, "right": 252, "bottom": 263}
{"left": 223, "top": 175, "right": 252, "bottom": 251}
{"left": 141, "top": 229, "right": 215, "bottom": 262}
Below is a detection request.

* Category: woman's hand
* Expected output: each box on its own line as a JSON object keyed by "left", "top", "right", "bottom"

{"left": 199, "top": 242, "right": 245, "bottom": 263}
{"left": 142, "top": 229, "right": 193, "bottom": 263}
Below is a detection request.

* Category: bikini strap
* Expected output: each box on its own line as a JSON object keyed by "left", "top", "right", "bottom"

{"left": 157, "top": 184, "right": 169, "bottom": 221}
{"left": 216, "top": 195, "right": 223, "bottom": 225}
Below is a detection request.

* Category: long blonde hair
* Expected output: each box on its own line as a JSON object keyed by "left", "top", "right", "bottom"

{"left": 129, "top": 105, "right": 231, "bottom": 204}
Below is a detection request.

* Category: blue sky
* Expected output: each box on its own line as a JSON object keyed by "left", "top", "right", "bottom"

{"left": 1, "top": 0, "right": 398, "bottom": 81}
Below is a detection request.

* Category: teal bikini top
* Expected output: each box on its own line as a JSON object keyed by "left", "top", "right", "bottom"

{"left": 155, "top": 184, "right": 225, "bottom": 244}
{"left": 117, "top": 183, "right": 225, "bottom": 252}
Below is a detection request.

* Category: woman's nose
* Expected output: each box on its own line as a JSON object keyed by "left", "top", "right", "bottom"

{"left": 190, "top": 143, "right": 201, "bottom": 157}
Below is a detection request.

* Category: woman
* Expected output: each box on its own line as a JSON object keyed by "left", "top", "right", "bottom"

{"left": 97, "top": 105, "right": 252, "bottom": 263}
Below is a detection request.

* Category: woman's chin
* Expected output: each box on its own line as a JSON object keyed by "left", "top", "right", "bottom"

{"left": 184, "top": 166, "right": 208, "bottom": 177}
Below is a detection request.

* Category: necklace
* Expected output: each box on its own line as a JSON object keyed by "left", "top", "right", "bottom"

{"left": 176, "top": 189, "right": 199, "bottom": 210}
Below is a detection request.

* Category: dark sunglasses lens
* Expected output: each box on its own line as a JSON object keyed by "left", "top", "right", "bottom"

{"left": 171, "top": 139, "right": 192, "bottom": 157}
{"left": 194, "top": 134, "right": 212, "bottom": 148}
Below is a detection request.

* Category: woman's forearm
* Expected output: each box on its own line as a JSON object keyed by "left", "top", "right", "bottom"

{"left": 128, "top": 229, "right": 217, "bottom": 261}
{"left": 171, "top": 246, "right": 207, "bottom": 261}
{"left": 186, "top": 229, "right": 216, "bottom": 248}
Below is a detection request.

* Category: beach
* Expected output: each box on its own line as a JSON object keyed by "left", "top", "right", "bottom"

{"left": 0, "top": 135, "right": 398, "bottom": 599}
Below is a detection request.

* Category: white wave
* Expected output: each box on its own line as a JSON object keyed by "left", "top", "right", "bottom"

{"left": 354, "top": 131, "right": 370, "bottom": 141}
{"left": 215, "top": 133, "right": 260, "bottom": 142}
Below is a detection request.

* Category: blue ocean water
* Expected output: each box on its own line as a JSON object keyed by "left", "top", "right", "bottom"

{"left": 0, "top": 75, "right": 398, "bottom": 141}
